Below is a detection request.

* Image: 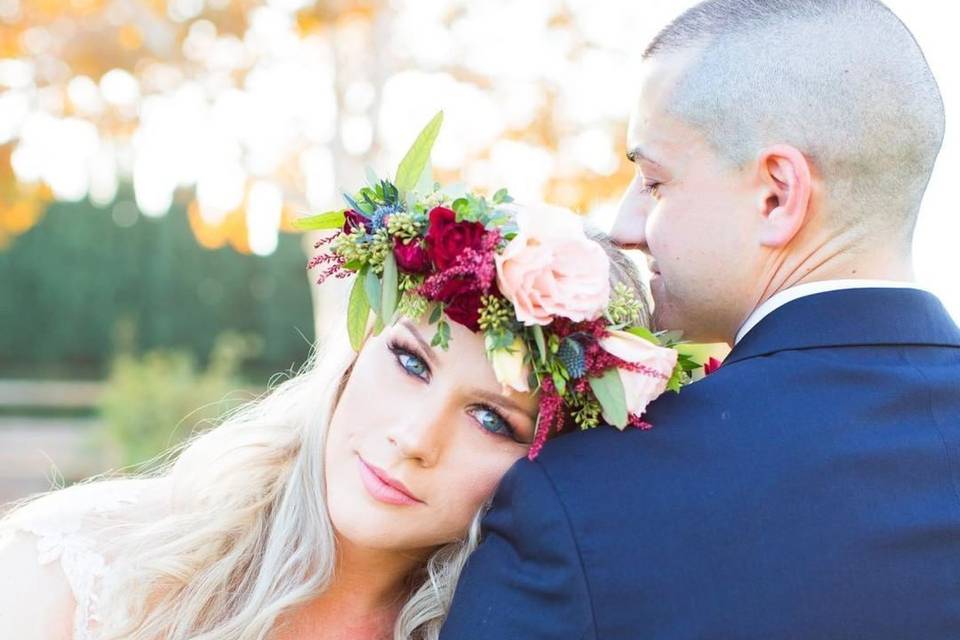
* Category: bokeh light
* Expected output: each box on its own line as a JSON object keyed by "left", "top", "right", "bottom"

{"left": 0, "top": 0, "right": 956, "bottom": 320}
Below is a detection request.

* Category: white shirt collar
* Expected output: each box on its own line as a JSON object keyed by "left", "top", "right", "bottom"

{"left": 734, "top": 279, "right": 928, "bottom": 345}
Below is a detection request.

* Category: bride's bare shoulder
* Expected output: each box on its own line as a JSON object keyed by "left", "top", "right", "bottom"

{"left": 0, "top": 525, "right": 75, "bottom": 639}
{"left": 0, "top": 478, "right": 168, "bottom": 639}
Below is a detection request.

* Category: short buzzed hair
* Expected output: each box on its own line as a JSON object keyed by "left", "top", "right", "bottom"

{"left": 645, "top": 0, "right": 945, "bottom": 237}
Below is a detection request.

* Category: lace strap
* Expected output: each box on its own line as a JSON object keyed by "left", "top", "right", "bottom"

{"left": 5, "top": 483, "right": 141, "bottom": 640}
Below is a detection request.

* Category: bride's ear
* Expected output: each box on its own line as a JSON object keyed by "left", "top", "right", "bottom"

{"left": 755, "top": 144, "right": 813, "bottom": 248}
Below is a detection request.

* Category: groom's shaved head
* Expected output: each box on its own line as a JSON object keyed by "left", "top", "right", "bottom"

{"left": 644, "top": 0, "right": 945, "bottom": 237}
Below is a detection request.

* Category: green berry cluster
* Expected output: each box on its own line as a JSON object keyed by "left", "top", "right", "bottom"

{"left": 606, "top": 282, "right": 644, "bottom": 326}
{"left": 332, "top": 229, "right": 372, "bottom": 265}
{"left": 399, "top": 272, "right": 425, "bottom": 292}
{"left": 570, "top": 395, "right": 603, "bottom": 430}
{"left": 478, "top": 295, "right": 514, "bottom": 332}
{"left": 397, "top": 291, "right": 429, "bottom": 322}
{"left": 386, "top": 211, "right": 425, "bottom": 242}
{"left": 367, "top": 229, "right": 393, "bottom": 274}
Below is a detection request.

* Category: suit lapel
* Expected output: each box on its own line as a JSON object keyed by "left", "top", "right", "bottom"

{"left": 724, "top": 288, "right": 960, "bottom": 366}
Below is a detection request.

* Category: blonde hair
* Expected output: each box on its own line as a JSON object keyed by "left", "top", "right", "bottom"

{"left": 2, "top": 223, "right": 647, "bottom": 640}
{"left": 84, "top": 324, "right": 481, "bottom": 640}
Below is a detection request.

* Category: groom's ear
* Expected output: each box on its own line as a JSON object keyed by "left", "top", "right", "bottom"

{"left": 755, "top": 144, "right": 813, "bottom": 248}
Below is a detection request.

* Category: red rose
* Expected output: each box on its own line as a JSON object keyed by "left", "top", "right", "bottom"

{"left": 443, "top": 289, "right": 484, "bottom": 332}
{"left": 425, "top": 206, "right": 486, "bottom": 270}
{"left": 342, "top": 209, "right": 371, "bottom": 234}
{"left": 393, "top": 238, "right": 432, "bottom": 274}
{"left": 704, "top": 357, "right": 722, "bottom": 376}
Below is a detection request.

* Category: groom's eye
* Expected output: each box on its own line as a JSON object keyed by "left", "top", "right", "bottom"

{"left": 639, "top": 180, "right": 662, "bottom": 197}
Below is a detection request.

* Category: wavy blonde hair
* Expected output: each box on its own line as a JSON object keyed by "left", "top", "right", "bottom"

{"left": 3, "top": 227, "right": 647, "bottom": 640}
{"left": 91, "top": 323, "right": 481, "bottom": 640}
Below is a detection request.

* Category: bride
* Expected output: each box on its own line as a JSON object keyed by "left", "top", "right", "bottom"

{"left": 0, "top": 196, "right": 682, "bottom": 639}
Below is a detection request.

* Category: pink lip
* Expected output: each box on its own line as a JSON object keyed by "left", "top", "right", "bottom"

{"left": 358, "top": 457, "right": 423, "bottom": 506}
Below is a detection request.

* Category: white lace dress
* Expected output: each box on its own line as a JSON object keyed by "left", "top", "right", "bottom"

{"left": 0, "top": 480, "right": 148, "bottom": 640}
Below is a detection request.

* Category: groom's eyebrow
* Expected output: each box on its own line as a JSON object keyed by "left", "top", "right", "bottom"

{"left": 626, "top": 146, "right": 664, "bottom": 168}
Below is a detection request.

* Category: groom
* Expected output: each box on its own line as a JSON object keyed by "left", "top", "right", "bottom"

{"left": 441, "top": 1, "right": 960, "bottom": 638}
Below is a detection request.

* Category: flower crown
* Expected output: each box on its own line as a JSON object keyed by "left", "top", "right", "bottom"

{"left": 297, "top": 112, "right": 704, "bottom": 459}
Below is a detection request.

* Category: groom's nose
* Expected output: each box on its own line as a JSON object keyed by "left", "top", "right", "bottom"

{"left": 611, "top": 178, "right": 650, "bottom": 253}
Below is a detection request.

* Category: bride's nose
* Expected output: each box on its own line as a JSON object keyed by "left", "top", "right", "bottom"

{"left": 385, "top": 405, "right": 453, "bottom": 467}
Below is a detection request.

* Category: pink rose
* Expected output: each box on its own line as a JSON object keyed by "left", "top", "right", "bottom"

{"left": 599, "top": 330, "right": 678, "bottom": 418}
{"left": 495, "top": 205, "right": 610, "bottom": 326}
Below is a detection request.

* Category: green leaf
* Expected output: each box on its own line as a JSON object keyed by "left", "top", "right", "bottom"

{"left": 531, "top": 325, "right": 547, "bottom": 364}
{"left": 293, "top": 210, "right": 346, "bottom": 231}
{"left": 381, "top": 252, "right": 399, "bottom": 323}
{"left": 428, "top": 303, "right": 443, "bottom": 325}
{"left": 492, "top": 188, "right": 513, "bottom": 204}
{"left": 365, "top": 166, "right": 379, "bottom": 187}
{"left": 364, "top": 269, "right": 382, "bottom": 316}
{"left": 657, "top": 329, "right": 685, "bottom": 345}
{"left": 347, "top": 276, "right": 371, "bottom": 351}
{"left": 552, "top": 370, "right": 567, "bottom": 396}
{"left": 673, "top": 342, "right": 716, "bottom": 366}
{"left": 589, "top": 368, "right": 628, "bottom": 429}
{"left": 625, "top": 326, "right": 660, "bottom": 345}
{"left": 395, "top": 111, "right": 443, "bottom": 192}
{"left": 451, "top": 197, "right": 469, "bottom": 218}
{"left": 431, "top": 319, "right": 451, "bottom": 350}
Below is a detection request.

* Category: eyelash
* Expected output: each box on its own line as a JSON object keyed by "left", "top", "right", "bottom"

{"left": 639, "top": 180, "right": 662, "bottom": 196}
{"left": 386, "top": 338, "right": 521, "bottom": 442}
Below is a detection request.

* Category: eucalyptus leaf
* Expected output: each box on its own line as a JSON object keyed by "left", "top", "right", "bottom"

{"left": 395, "top": 111, "right": 443, "bottom": 192}
{"left": 381, "top": 252, "right": 399, "bottom": 324}
{"left": 347, "top": 276, "right": 371, "bottom": 351}
{"left": 531, "top": 325, "right": 547, "bottom": 364}
{"left": 657, "top": 329, "right": 685, "bottom": 344}
{"left": 625, "top": 326, "right": 660, "bottom": 345}
{"left": 293, "top": 210, "right": 346, "bottom": 231}
{"left": 589, "top": 369, "right": 628, "bottom": 429}
{"left": 364, "top": 269, "right": 382, "bottom": 315}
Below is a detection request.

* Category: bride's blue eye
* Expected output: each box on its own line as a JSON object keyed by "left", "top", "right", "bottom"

{"left": 469, "top": 406, "right": 515, "bottom": 438}
{"left": 389, "top": 341, "right": 430, "bottom": 381}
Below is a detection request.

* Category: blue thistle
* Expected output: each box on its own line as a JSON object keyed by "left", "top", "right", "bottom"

{"left": 557, "top": 338, "right": 587, "bottom": 379}
{"left": 370, "top": 203, "right": 404, "bottom": 231}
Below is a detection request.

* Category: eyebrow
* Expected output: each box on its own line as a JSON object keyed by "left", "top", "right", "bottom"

{"left": 625, "top": 145, "right": 665, "bottom": 168}
{"left": 400, "top": 320, "right": 440, "bottom": 366}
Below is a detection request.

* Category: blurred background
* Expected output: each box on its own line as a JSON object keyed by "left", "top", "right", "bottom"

{"left": 0, "top": 0, "right": 956, "bottom": 504}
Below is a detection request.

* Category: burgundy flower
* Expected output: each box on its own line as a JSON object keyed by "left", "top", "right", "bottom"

{"left": 704, "top": 357, "right": 723, "bottom": 376}
{"left": 427, "top": 274, "right": 475, "bottom": 301}
{"left": 393, "top": 238, "right": 432, "bottom": 274}
{"left": 425, "top": 206, "right": 486, "bottom": 270}
{"left": 443, "top": 289, "right": 484, "bottom": 332}
{"left": 342, "top": 209, "right": 371, "bottom": 234}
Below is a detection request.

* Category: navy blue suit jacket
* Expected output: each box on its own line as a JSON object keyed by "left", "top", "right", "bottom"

{"left": 440, "top": 288, "right": 960, "bottom": 639}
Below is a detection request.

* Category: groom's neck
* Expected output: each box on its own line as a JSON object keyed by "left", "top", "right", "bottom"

{"left": 735, "top": 236, "right": 915, "bottom": 340}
